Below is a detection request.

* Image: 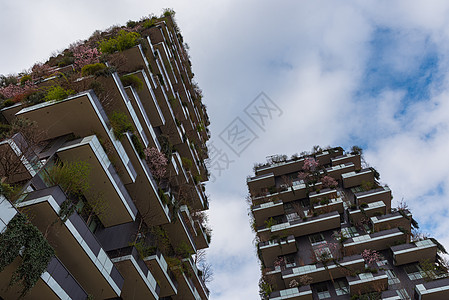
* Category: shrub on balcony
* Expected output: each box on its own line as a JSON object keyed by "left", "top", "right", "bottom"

{"left": 181, "top": 157, "right": 193, "bottom": 171}
{"left": 120, "top": 74, "right": 143, "bottom": 90}
{"left": 109, "top": 111, "right": 134, "bottom": 140}
{"left": 44, "top": 85, "right": 74, "bottom": 102}
{"left": 99, "top": 30, "right": 141, "bottom": 54}
{"left": 131, "top": 134, "right": 145, "bottom": 159}
{"left": 81, "top": 63, "right": 107, "bottom": 76}
{"left": 142, "top": 18, "right": 157, "bottom": 29}
{"left": 0, "top": 213, "right": 55, "bottom": 296}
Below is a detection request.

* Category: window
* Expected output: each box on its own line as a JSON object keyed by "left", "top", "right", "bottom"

{"left": 309, "top": 233, "right": 325, "bottom": 246}
{"left": 315, "top": 282, "right": 331, "bottom": 299}
{"left": 404, "top": 264, "right": 423, "bottom": 280}
{"left": 286, "top": 213, "right": 300, "bottom": 222}
{"left": 341, "top": 227, "right": 359, "bottom": 238}
{"left": 397, "top": 288, "right": 409, "bottom": 299}
{"left": 334, "top": 279, "right": 349, "bottom": 296}
{"left": 385, "top": 270, "right": 400, "bottom": 285}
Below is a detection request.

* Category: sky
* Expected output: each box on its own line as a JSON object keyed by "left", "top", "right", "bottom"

{"left": 2, "top": 1, "right": 449, "bottom": 299}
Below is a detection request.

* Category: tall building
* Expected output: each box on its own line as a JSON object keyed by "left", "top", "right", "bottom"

{"left": 247, "top": 147, "right": 449, "bottom": 300}
{"left": 0, "top": 10, "right": 211, "bottom": 300}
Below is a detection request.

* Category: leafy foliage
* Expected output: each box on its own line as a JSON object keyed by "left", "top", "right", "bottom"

{"left": 44, "top": 85, "right": 74, "bottom": 102}
{"left": 131, "top": 134, "right": 145, "bottom": 159}
{"left": 44, "top": 160, "right": 91, "bottom": 196}
{"left": 81, "top": 63, "right": 107, "bottom": 76}
{"left": 109, "top": 111, "right": 134, "bottom": 140}
{"left": 99, "top": 30, "right": 141, "bottom": 54}
{"left": 0, "top": 214, "right": 54, "bottom": 297}
{"left": 120, "top": 74, "right": 143, "bottom": 90}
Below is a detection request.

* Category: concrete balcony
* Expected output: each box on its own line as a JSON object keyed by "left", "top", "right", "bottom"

{"left": 132, "top": 70, "right": 165, "bottom": 127}
{"left": 144, "top": 249, "right": 179, "bottom": 297}
{"left": 17, "top": 186, "right": 124, "bottom": 299}
{"left": 177, "top": 138, "right": 201, "bottom": 176}
{"left": 312, "top": 196, "right": 344, "bottom": 215}
{"left": 194, "top": 220, "right": 210, "bottom": 250}
{"left": 347, "top": 270, "right": 388, "bottom": 296}
{"left": 341, "top": 168, "right": 374, "bottom": 188}
{"left": 343, "top": 228, "right": 406, "bottom": 255}
{"left": 174, "top": 272, "right": 202, "bottom": 300}
{"left": 247, "top": 172, "right": 276, "bottom": 192}
{"left": 1, "top": 101, "right": 23, "bottom": 123}
{"left": 259, "top": 235, "right": 297, "bottom": 268}
{"left": 252, "top": 199, "right": 284, "bottom": 227}
{"left": 182, "top": 257, "right": 209, "bottom": 299}
{"left": 124, "top": 84, "right": 160, "bottom": 150}
{"left": 0, "top": 132, "right": 43, "bottom": 184}
{"left": 282, "top": 254, "right": 365, "bottom": 286}
{"left": 110, "top": 246, "right": 160, "bottom": 300}
{"left": 349, "top": 201, "right": 386, "bottom": 224}
{"left": 315, "top": 148, "right": 344, "bottom": 166}
{"left": 355, "top": 186, "right": 392, "bottom": 212}
{"left": 0, "top": 196, "right": 89, "bottom": 300}
{"left": 269, "top": 285, "right": 313, "bottom": 300}
{"left": 391, "top": 239, "right": 438, "bottom": 266}
{"left": 258, "top": 211, "right": 340, "bottom": 241}
{"left": 325, "top": 162, "right": 355, "bottom": 180}
{"left": 0, "top": 255, "right": 88, "bottom": 300}
{"left": 371, "top": 210, "right": 411, "bottom": 232}
{"left": 414, "top": 277, "right": 449, "bottom": 299}
{"left": 56, "top": 135, "right": 138, "bottom": 226}
{"left": 164, "top": 205, "right": 197, "bottom": 254}
{"left": 255, "top": 158, "right": 305, "bottom": 177}
{"left": 331, "top": 154, "right": 361, "bottom": 170}
{"left": 252, "top": 182, "right": 314, "bottom": 206}
{"left": 119, "top": 45, "right": 165, "bottom": 127}
{"left": 121, "top": 132, "right": 171, "bottom": 226}
{"left": 16, "top": 91, "right": 136, "bottom": 184}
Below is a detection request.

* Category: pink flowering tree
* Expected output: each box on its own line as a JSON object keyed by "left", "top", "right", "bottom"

{"left": 322, "top": 175, "right": 338, "bottom": 189}
{"left": 71, "top": 44, "right": 101, "bottom": 70}
{"left": 298, "top": 157, "right": 322, "bottom": 189}
{"left": 0, "top": 80, "right": 34, "bottom": 100}
{"left": 31, "top": 63, "right": 52, "bottom": 80}
{"left": 361, "top": 249, "right": 381, "bottom": 267}
{"left": 303, "top": 157, "right": 319, "bottom": 172}
{"left": 273, "top": 257, "right": 286, "bottom": 271}
{"left": 144, "top": 147, "right": 168, "bottom": 179}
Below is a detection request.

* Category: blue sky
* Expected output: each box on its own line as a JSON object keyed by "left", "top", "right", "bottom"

{"left": 2, "top": 1, "right": 449, "bottom": 299}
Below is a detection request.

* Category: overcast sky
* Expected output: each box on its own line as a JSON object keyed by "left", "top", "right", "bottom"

{"left": 2, "top": 1, "right": 449, "bottom": 299}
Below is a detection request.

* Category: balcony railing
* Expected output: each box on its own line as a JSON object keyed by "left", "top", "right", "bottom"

{"left": 347, "top": 270, "right": 388, "bottom": 295}
{"left": 414, "top": 277, "right": 449, "bottom": 299}
{"left": 17, "top": 186, "right": 124, "bottom": 299}
{"left": 110, "top": 246, "right": 160, "bottom": 299}
{"left": 269, "top": 285, "right": 313, "bottom": 300}
{"left": 282, "top": 254, "right": 365, "bottom": 285}
{"left": 343, "top": 228, "right": 406, "bottom": 255}
{"left": 258, "top": 211, "right": 340, "bottom": 241}
{"left": 391, "top": 239, "right": 437, "bottom": 266}
{"left": 144, "top": 249, "right": 178, "bottom": 297}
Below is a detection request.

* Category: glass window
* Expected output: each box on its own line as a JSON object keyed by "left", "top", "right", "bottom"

{"left": 315, "top": 282, "right": 331, "bottom": 299}
{"left": 385, "top": 270, "right": 400, "bottom": 285}
{"left": 397, "top": 288, "right": 409, "bottom": 299}
{"left": 309, "top": 233, "right": 325, "bottom": 245}
{"left": 404, "top": 264, "right": 423, "bottom": 280}
{"left": 334, "top": 279, "right": 349, "bottom": 295}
